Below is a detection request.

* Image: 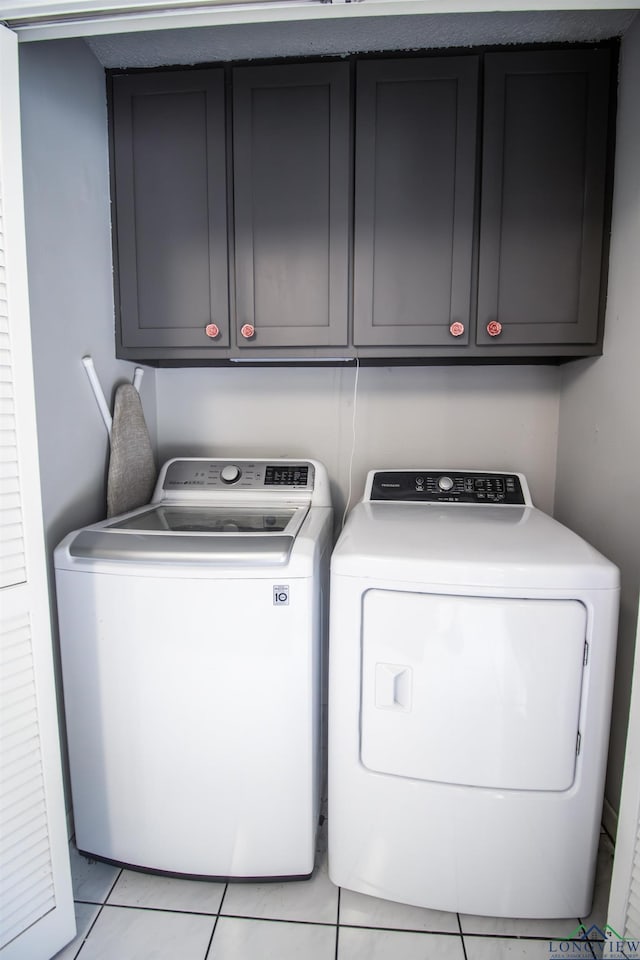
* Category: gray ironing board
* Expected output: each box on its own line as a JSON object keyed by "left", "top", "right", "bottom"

{"left": 107, "top": 383, "right": 156, "bottom": 518}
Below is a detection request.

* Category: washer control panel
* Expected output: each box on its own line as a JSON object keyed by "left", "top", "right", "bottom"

{"left": 370, "top": 471, "right": 526, "bottom": 505}
{"left": 162, "top": 460, "right": 314, "bottom": 493}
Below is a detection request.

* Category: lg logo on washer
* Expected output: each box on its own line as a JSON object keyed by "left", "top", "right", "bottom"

{"left": 273, "top": 585, "right": 289, "bottom": 606}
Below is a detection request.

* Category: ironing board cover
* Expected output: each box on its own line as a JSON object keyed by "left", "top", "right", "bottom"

{"left": 106, "top": 383, "right": 156, "bottom": 518}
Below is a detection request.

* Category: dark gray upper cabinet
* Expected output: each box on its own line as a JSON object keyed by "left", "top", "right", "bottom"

{"left": 477, "top": 49, "right": 611, "bottom": 349}
{"left": 232, "top": 62, "right": 351, "bottom": 351}
{"left": 353, "top": 57, "right": 479, "bottom": 348}
{"left": 109, "top": 46, "right": 615, "bottom": 364}
{"left": 112, "top": 70, "right": 230, "bottom": 356}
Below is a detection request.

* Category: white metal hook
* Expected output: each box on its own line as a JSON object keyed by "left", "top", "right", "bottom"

{"left": 82, "top": 356, "right": 112, "bottom": 435}
{"left": 82, "top": 356, "right": 144, "bottom": 437}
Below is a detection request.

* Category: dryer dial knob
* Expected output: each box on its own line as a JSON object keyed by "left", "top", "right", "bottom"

{"left": 221, "top": 464, "right": 241, "bottom": 484}
{"left": 438, "top": 475, "right": 454, "bottom": 492}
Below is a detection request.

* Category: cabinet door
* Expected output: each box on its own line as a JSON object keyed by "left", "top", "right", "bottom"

{"left": 353, "top": 57, "right": 478, "bottom": 348}
{"left": 112, "top": 70, "right": 229, "bottom": 355}
{"left": 232, "top": 63, "right": 350, "bottom": 350}
{"left": 477, "top": 50, "right": 611, "bottom": 348}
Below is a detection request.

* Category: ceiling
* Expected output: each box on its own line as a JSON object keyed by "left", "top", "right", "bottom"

{"left": 84, "top": 9, "right": 638, "bottom": 67}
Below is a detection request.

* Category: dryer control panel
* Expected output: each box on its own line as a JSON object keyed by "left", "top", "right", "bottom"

{"left": 369, "top": 471, "right": 528, "bottom": 505}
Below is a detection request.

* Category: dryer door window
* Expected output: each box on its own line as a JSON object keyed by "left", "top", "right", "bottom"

{"left": 360, "top": 590, "right": 586, "bottom": 791}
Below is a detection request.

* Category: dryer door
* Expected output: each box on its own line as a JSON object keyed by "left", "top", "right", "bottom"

{"left": 360, "top": 590, "right": 586, "bottom": 791}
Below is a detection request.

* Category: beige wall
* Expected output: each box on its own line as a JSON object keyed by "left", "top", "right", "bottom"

{"left": 156, "top": 364, "right": 561, "bottom": 518}
{"left": 19, "top": 38, "right": 157, "bottom": 557}
{"left": 555, "top": 16, "right": 640, "bottom": 824}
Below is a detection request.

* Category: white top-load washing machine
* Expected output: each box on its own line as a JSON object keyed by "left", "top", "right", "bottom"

{"left": 329, "top": 469, "right": 619, "bottom": 919}
{"left": 55, "top": 458, "right": 332, "bottom": 880}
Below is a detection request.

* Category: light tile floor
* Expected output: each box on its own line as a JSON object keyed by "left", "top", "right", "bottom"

{"left": 54, "top": 826, "right": 615, "bottom": 960}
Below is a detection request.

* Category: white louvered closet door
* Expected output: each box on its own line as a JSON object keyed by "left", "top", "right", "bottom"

{"left": 0, "top": 23, "right": 75, "bottom": 960}
{"left": 608, "top": 602, "right": 640, "bottom": 939}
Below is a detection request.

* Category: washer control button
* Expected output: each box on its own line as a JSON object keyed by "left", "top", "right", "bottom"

{"left": 438, "top": 475, "right": 454, "bottom": 492}
{"left": 221, "top": 464, "right": 241, "bottom": 484}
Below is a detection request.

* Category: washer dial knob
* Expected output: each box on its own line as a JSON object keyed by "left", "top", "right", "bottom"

{"left": 438, "top": 475, "right": 454, "bottom": 492}
{"left": 221, "top": 464, "right": 241, "bottom": 484}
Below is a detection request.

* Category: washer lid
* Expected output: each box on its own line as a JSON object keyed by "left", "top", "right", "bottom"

{"left": 332, "top": 502, "right": 619, "bottom": 590}
{"left": 109, "top": 504, "right": 302, "bottom": 534}
{"left": 67, "top": 503, "right": 309, "bottom": 565}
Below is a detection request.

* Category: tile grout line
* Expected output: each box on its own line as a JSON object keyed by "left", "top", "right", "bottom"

{"left": 88, "top": 901, "right": 226, "bottom": 919}
{"left": 72, "top": 904, "right": 103, "bottom": 959}
{"left": 461, "top": 930, "right": 587, "bottom": 942}
{"left": 203, "top": 883, "right": 229, "bottom": 960}
{"left": 339, "top": 923, "right": 471, "bottom": 937}
{"left": 457, "top": 912, "right": 469, "bottom": 960}
{"left": 72, "top": 865, "right": 123, "bottom": 959}
{"left": 92, "top": 900, "right": 343, "bottom": 926}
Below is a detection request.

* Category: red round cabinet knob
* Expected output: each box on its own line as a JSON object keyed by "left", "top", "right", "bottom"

{"left": 240, "top": 323, "right": 255, "bottom": 340}
{"left": 449, "top": 321, "right": 465, "bottom": 337}
{"left": 205, "top": 323, "right": 220, "bottom": 339}
{"left": 487, "top": 320, "right": 503, "bottom": 337}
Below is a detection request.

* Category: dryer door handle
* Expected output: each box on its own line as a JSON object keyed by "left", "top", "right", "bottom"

{"left": 375, "top": 663, "right": 412, "bottom": 711}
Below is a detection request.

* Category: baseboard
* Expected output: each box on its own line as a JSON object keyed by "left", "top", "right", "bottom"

{"left": 603, "top": 796, "right": 618, "bottom": 842}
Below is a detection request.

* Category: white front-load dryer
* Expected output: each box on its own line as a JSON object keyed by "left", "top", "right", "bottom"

{"left": 55, "top": 458, "right": 332, "bottom": 880}
{"left": 328, "top": 469, "right": 619, "bottom": 918}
